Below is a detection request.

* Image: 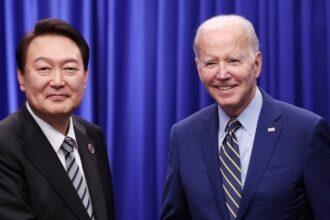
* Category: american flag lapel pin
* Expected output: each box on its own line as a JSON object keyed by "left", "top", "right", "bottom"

{"left": 267, "top": 127, "right": 276, "bottom": 132}
{"left": 88, "top": 143, "right": 95, "bottom": 154}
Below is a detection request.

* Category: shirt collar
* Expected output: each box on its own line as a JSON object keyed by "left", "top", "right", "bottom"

{"left": 218, "top": 87, "right": 263, "bottom": 135}
{"left": 26, "top": 102, "right": 77, "bottom": 152}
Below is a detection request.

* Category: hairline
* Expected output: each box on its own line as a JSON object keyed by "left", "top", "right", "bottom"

{"left": 193, "top": 15, "right": 260, "bottom": 59}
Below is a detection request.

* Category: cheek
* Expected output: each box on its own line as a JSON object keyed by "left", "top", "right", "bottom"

{"left": 199, "top": 72, "right": 213, "bottom": 84}
{"left": 24, "top": 79, "right": 47, "bottom": 95}
{"left": 238, "top": 66, "right": 257, "bottom": 83}
{"left": 69, "top": 78, "right": 86, "bottom": 95}
{"left": 240, "top": 74, "right": 257, "bottom": 93}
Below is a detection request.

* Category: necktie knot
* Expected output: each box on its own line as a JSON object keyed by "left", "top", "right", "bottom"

{"left": 62, "top": 136, "right": 74, "bottom": 153}
{"left": 226, "top": 118, "right": 241, "bottom": 133}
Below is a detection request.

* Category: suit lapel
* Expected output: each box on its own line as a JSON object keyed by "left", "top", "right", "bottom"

{"left": 74, "top": 119, "right": 108, "bottom": 220}
{"left": 237, "top": 91, "right": 282, "bottom": 219}
{"left": 19, "top": 107, "right": 90, "bottom": 220}
{"left": 199, "top": 104, "right": 230, "bottom": 220}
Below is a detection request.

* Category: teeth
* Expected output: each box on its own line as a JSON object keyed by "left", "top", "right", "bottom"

{"left": 219, "top": 86, "right": 232, "bottom": 90}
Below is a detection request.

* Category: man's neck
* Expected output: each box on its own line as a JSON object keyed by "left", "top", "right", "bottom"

{"left": 26, "top": 102, "right": 71, "bottom": 135}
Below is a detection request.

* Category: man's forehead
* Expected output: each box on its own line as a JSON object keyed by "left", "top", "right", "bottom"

{"left": 26, "top": 36, "right": 81, "bottom": 59}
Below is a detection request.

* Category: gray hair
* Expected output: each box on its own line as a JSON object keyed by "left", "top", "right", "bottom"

{"left": 193, "top": 14, "right": 260, "bottom": 58}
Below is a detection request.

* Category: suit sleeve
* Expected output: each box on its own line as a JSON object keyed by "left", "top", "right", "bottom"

{"left": 0, "top": 141, "right": 36, "bottom": 220}
{"left": 161, "top": 125, "right": 192, "bottom": 220}
{"left": 304, "top": 118, "right": 330, "bottom": 219}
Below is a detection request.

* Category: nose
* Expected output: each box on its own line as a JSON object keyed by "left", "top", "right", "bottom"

{"left": 215, "top": 61, "right": 229, "bottom": 79}
{"left": 50, "top": 69, "right": 65, "bottom": 87}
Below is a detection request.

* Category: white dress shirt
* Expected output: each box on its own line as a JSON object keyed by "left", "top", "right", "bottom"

{"left": 218, "top": 88, "right": 263, "bottom": 187}
{"left": 26, "top": 102, "right": 91, "bottom": 191}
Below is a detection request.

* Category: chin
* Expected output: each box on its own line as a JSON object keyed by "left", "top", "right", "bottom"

{"left": 217, "top": 100, "right": 241, "bottom": 114}
{"left": 45, "top": 107, "right": 72, "bottom": 115}
{"left": 216, "top": 96, "right": 238, "bottom": 107}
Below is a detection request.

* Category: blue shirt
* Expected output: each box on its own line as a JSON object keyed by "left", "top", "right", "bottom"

{"left": 218, "top": 88, "right": 263, "bottom": 187}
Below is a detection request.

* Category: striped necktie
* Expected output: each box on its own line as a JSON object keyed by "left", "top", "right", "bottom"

{"left": 219, "top": 118, "right": 242, "bottom": 219}
{"left": 61, "top": 137, "right": 95, "bottom": 219}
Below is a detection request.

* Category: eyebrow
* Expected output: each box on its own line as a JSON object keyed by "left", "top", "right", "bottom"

{"left": 33, "top": 57, "right": 80, "bottom": 64}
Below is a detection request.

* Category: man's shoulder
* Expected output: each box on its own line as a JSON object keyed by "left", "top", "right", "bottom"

{"left": 275, "top": 99, "right": 322, "bottom": 122}
{"left": 173, "top": 103, "right": 218, "bottom": 130}
{"left": 261, "top": 89, "right": 323, "bottom": 123}
{"left": 0, "top": 111, "right": 18, "bottom": 127}
{"left": 0, "top": 111, "right": 21, "bottom": 137}
{"left": 72, "top": 115, "right": 103, "bottom": 134}
{"left": 0, "top": 111, "right": 26, "bottom": 153}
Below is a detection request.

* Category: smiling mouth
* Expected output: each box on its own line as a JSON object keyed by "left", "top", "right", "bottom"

{"left": 218, "top": 85, "right": 235, "bottom": 90}
{"left": 48, "top": 94, "right": 67, "bottom": 97}
{"left": 47, "top": 94, "right": 69, "bottom": 101}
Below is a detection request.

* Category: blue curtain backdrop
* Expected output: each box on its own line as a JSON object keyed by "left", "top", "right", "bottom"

{"left": 1, "top": 0, "right": 330, "bottom": 219}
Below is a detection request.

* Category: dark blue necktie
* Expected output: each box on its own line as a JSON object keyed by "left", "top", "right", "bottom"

{"left": 219, "top": 118, "right": 242, "bottom": 219}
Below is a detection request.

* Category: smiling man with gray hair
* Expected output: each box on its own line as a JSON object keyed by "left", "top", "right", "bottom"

{"left": 161, "top": 14, "right": 330, "bottom": 220}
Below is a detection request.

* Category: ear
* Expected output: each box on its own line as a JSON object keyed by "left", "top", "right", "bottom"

{"left": 17, "top": 69, "right": 26, "bottom": 91}
{"left": 195, "top": 58, "right": 203, "bottom": 82}
{"left": 254, "top": 52, "right": 262, "bottom": 78}
{"left": 83, "top": 70, "right": 89, "bottom": 88}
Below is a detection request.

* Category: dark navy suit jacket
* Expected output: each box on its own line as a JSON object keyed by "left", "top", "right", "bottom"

{"left": 161, "top": 90, "right": 330, "bottom": 220}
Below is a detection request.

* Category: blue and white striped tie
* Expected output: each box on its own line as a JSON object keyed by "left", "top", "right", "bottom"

{"left": 61, "top": 137, "right": 95, "bottom": 220}
{"left": 219, "top": 118, "right": 242, "bottom": 219}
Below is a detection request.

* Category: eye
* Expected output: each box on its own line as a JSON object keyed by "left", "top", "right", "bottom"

{"left": 203, "top": 61, "right": 218, "bottom": 69}
{"left": 36, "top": 66, "right": 51, "bottom": 74}
{"left": 64, "top": 67, "right": 79, "bottom": 74}
{"left": 227, "top": 58, "right": 240, "bottom": 65}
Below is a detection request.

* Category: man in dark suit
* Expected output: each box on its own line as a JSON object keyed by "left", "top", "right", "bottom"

{"left": 0, "top": 19, "right": 115, "bottom": 219}
{"left": 161, "top": 14, "right": 330, "bottom": 220}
